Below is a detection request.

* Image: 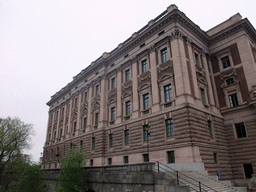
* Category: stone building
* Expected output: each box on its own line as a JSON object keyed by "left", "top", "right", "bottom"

{"left": 42, "top": 4, "right": 256, "bottom": 187}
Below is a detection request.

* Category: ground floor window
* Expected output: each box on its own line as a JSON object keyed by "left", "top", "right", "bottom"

{"left": 143, "top": 154, "right": 149, "bottom": 162}
{"left": 108, "top": 158, "right": 112, "bottom": 165}
{"left": 243, "top": 164, "right": 254, "bottom": 178}
{"left": 123, "top": 156, "right": 129, "bottom": 164}
{"left": 167, "top": 151, "right": 175, "bottom": 163}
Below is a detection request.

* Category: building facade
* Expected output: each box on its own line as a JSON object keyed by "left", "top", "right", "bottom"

{"left": 42, "top": 5, "right": 256, "bottom": 186}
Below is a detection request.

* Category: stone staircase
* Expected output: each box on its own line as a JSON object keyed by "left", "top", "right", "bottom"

{"left": 178, "top": 171, "right": 247, "bottom": 192}
{"left": 156, "top": 163, "right": 247, "bottom": 192}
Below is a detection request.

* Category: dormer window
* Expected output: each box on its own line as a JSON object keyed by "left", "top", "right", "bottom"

{"left": 221, "top": 56, "right": 231, "bottom": 69}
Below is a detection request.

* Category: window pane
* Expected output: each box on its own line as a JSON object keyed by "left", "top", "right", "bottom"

{"left": 143, "top": 93, "right": 150, "bottom": 110}
{"left": 95, "top": 85, "right": 99, "bottom": 96}
{"left": 143, "top": 125, "right": 149, "bottom": 142}
{"left": 92, "top": 137, "right": 95, "bottom": 150}
{"left": 200, "top": 88, "right": 206, "bottom": 104}
{"left": 73, "top": 122, "right": 76, "bottom": 133}
{"left": 125, "top": 130, "right": 129, "bottom": 145}
{"left": 195, "top": 53, "right": 200, "bottom": 66}
{"left": 229, "top": 93, "right": 239, "bottom": 107}
{"left": 161, "top": 48, "right": 168, "bottom": 63}
{"left": 111, "top": 77, "right": 116, "bottom": 90}
{"left": 164, "top": 84, "right": 172, "bottom": 102}
{"left": 84, "top": 92, "right": 87, "bottom": 102}
{"left": 95, "top": 113, "right": 99, "bottom": 126}
{"left": 143, "top": 154, "right": 149, "bottom": 162}
{"left": 126, "top": 101, "right": 131, "bottom": 116}
{"left": 141, "top": 59, "right": 147, "bottom": 73}
{"left": 83, "top": 118, "right": 87, "bottom": 130}
{"left": 125, "top": 69, "right": 130, "bottom": 82}
{"left": 221, "top": 56, "right": 231, "bottom": 69}
{"left": 124, "top": 156, "right": 129, "bottom": 164}
{"left": 109, "top": 134, "right": 113, "bottom": 148}
{"left": 166, "top": 119, "right": 174, "bottom": 137}
{"left": 235, "top": 122, "right": 247, "bottom": 138}
{"left": 111, "top": 107, "right": 116, "bottom": 121}
{"left": 167, "top": 151, "right": 175, "bottom": 163}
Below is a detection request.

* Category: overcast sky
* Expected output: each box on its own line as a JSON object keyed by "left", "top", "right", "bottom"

{"left": 1, "top": 0, "right": 255, "bottom": 162}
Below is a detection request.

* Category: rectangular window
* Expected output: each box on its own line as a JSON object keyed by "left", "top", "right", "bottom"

{"left": 161, "top": 48, "right": 168, "bottom": 63}
{"left": 123, "top": 156, "right": 129, "bottom": 164}
{"left": 195, "top": 53, "right": 200, "bottom": 66}
{"left": 95, "top": 85, "right": 99, "bottom": 96}
{"left": 235, "top": 122, "right": 247, "bottom": 138}
{"left": 80, "top": 140, "right": 83, "bottom": 148}
{"left": 92, "top": 137, "right": 95, "bottom": 150}
{"left": 48, "top": 133, "right": 51, "bottom": 142}
{"left": 74, "top": 98, "right": 78, "bottom": 108}
{"left": 109, "top": 134, "right": 113, "bottom": 148}
{"left": 164, "top": 84, "right": 172, "bottom": 102}
{"left": 61, "top": 107, "right": 64, "bottom": 117}
{"left": 214, "top": 153, "right": 218, "bottom": 164}
{"left": 221, "top": 56, "right": 231, "bottom": 69}
{"left": 108, "top": 158, "right": 112, "bottom": 165}
{"left": 59, "top": 129, "right": 62, "bottom": 138}
{"left": 243, "top": 164, "right": 254, "bottom": 178}
{"left": 95, "top": 113, "right": 99, "bottom": 127}
{"left": 143, "top": 125, "right": 150, "bottom": 142}
{"left": 73, "top": 122, "right": 76, "bottom": 133}
{"left": 125, "top": 100, "right": 131, "bottom": 116}
{"left": 54, "top": 131, "right": 56, "bottom": 140}
{"left": 208, "top": 120, "right": 213, "bottom": 139}
{"left": 125, "top": 130, "right": 129, "bottom": 145}
{"left": 143, "top": 93, "right": 150, "bottom": 110}
{"left": 111, "top": 107, "right": 116, "bottom": 121}
{"left": 200, "top": 88, "right": 206, "bottom": 104}
{"left": 141, "top": 59, "right": 148, "bottom": 73}
{"left": 111, "top": 77, "right": 116, "bottom": 90}
{"left": 84, "top": 92, "right": 87, "bottom": 102}
{"left": 166, "top": 119, "right": 174, "bottom": 137}
{"left": 143, "top": 154, "right": 149, "bottom": 162}
{"left": 125, "top": 69, "right": 130, "bottom": 82}
{"left": 167, "top": 151, "right": 175, "bottom": 163}
{"left": 83, "top": 118, "right": 87, "bottom": 130}
{"left": 229, "top": 93, "right": 239, "bottom": 107}
{"left": 56, "top": 111, "right": 58, "bottom": 121}
{"left": 90, "top": 159, "right": 93, "bottom": 166}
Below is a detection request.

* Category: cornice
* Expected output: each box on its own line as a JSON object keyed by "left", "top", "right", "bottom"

{"left": 209, "top": 19, "right": 256, "bottom": 45}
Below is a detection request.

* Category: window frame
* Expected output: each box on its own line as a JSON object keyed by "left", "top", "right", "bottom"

{"left": 164, "top": 84, "right": 172, "bottom": 103}
{"left": 143, "top": 93, "right": 150, "bottom": 110}
{"left": 92, "top": 137, "right": 95, "bottom": 151}
{"left": 160, "top": 47, "right": 168, "bottom": 63}
{"left": 110, "top": 107, "right": 116, "bottom": 122}
{"left": 167, "top": 151, "right": 175, "bottom": 164}
{"left": 143, "top": 125, "right": 150, "bottom": 142}
{"left": 95, "top": 84, "right": 100, "bottom": 96}
{"left": 235, "top": 122, "right": 247, "bottom": 138}
{"left": 125, "top": 68, "right": 131, "bottom": 82}
{"left": 124, "top": 129, "right": 129, "bottom": 146}
{"left": 109, "top": 133, "right": 113, "bottom": 148}
{"left": 141, "top": 59, "right": 148, "bottom": 74}
{"left": 216, "top": 49, "right": 234, "bottom": 71}
{"left": 110, "top": 77, "right": 116, "bottom": 90}
{"left": 166, "top": 119, "right": 174, "bottom": 138}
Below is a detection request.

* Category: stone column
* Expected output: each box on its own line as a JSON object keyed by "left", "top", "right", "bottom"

{"left": 55, "top": 109, "right": 60, "bottom": 142}
{"left": 150, "top": 47, "right": 160, "bottom": 113}
{"left": 67, "top": 100, "right": 72, "bottom": 138}
{"left": 116, "top": 69, "right": 122, "bottom": 123}
{"left": 132, "top": 59, "right": 139, "bottom": 118}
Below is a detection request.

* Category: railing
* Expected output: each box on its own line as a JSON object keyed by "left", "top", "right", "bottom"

{"left": 156, "top": 162, "right": 217, "bottom": 192}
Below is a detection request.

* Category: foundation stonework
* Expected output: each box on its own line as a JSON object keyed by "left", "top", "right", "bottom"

{"left": 42, "top": 4, "right": 256, "bottom": 188}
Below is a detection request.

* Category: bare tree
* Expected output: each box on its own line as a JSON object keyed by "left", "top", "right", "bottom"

{"left": 0, "top": 117, "right": 33, "bottom": 176}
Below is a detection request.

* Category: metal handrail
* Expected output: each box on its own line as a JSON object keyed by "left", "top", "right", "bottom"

{"left": 156, "top": 162, "right": 217, "bottom": 192}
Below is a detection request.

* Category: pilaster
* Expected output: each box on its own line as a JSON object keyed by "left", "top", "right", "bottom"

{"left": 132, "top": 59, "right": 139, "bottom": 118}
{"left": 116, "top": 69, "right": 122, "bottom": 123}
{"left": 150, "top": 47, "right": 160, "bottom": 113}
{"left": 99, "top": 77, "right": 107, "bottom": 129}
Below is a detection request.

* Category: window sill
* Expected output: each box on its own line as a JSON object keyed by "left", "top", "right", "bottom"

{"left": 142, "top": 108, "right": 150, "bottom": 115}
{"left": 124, "top": 115, "right": 131, "bottom": 120}
{"left": 163, "top": 101, "right": 173, "bottom": 108}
